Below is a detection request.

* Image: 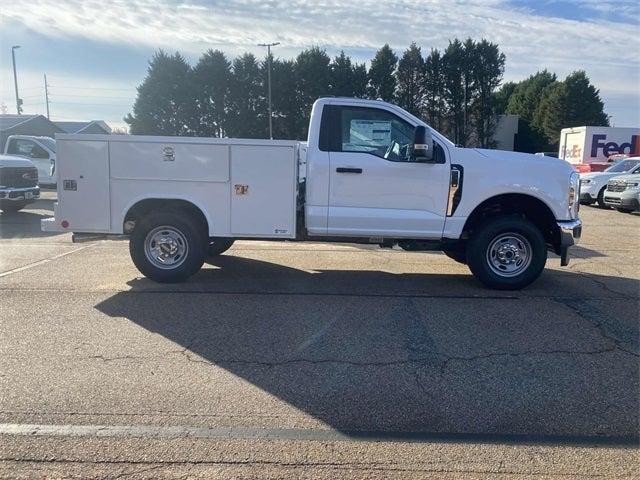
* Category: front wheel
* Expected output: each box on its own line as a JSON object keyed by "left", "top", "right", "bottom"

{"left": 129, "top": 211, "right": 206, "bottom": 283}
{"left": 443, "top": 248, "right": 466, "bottom": 264}
{"left": 596, "top": 187, "right": 607, "bottom": 208}
{"left": 466, "top": 216, "right": 547, "bottom": 290}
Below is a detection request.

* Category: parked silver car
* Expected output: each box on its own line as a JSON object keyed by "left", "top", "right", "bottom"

{"left": 603, "top": 173, "right": 640, "bottom": 213}
{"left": 580, "top": 158, "right": 640, "bottom": 207}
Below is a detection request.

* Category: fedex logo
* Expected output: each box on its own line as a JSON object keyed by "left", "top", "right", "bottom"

{"left": 590, "top": 134, "right": 639, "bottom": 158}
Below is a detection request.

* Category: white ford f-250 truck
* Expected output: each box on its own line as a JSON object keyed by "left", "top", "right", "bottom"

{"left": 42, "top": 98, "right": 582, "bottom": 289}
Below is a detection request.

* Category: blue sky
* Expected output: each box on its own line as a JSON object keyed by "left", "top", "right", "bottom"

{"left": 1, "top": 0, "right": 638, "bottom": 131}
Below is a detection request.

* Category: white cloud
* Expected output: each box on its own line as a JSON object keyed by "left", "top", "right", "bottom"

{"left": 2, "top": 0, "right": 639, "bottom": 125}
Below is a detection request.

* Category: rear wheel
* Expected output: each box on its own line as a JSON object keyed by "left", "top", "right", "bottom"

{"left": 204, "top": 238, "right": 235, "bottom": 265}
{"left": 130, "top": 211, "right": 206, "bottom": 283}
{"left": 466, "top": 215, "right": 547, "bottom": 290}
{"left": 0, "top": 202, "right": 27, "bottom": 214}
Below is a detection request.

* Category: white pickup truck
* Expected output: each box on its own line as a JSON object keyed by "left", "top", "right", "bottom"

{"left": 42, "top": 98, "right": 582, "bottom": 289}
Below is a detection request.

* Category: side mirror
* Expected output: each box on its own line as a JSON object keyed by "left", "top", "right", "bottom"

{"left": 412, "top": 126, "right": 433, "bottom": 162}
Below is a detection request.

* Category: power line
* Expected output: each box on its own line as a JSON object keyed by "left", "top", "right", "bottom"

{"left": 49, "top": 93, "right": 134, "bottom": 99}
{"left": 49, "top": 85, "right": 136, "bottom": 92}
{"left": 49, "top": 101, "right": 132, "bottom": 107}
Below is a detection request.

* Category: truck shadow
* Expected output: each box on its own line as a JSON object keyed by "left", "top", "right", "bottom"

{"left": 94, "top": 255, "right": 639, "bottom": 447}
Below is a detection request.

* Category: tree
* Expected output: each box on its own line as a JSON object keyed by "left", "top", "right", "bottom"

{"left": 295, "top": 47, "right": 331, "bottom": 138}
{"left": 493, "top": 81, "right": 517, "bottom": 115}
{"left": 506, "top": 70, "right": 557, "bottom": 152}
{"left": 470, "top": 39, "right": 505, "bottom": 147}
{"left": 461, "top": 37, "right": 477, "bottom": 142}
{"left": 534, "top": 71, "right": 609, "bottom": 147}
{"left": 423, "top": 48, "right": 446, "bottom": 130}
{"left": 330, "top": 51, "right": 355, "bottom": 96}
{"left": 270, "top": 58, "right": 300, "bottom": 139}
{"left": 192, "top": 49, "right": 231, "bottom": 137}
{"left": 352, "top": 63, "right": 368, "bottom": 98}
{"left": 368, "top": 44, "right": 397, "bottom": 101}
{"left": 395, "top": 43, "right": 425, "bottom": 116}
{"left": 507, "top": 70, "right": 557, "bottom": 121}
{"left": 442, "top": 39, "right": 466, "bottom": 145}
{"left": 227, "top": 53, "right": 265, "bottom": 138}
{"left": 125, "top": 50, "right": 195, "bottom": 135}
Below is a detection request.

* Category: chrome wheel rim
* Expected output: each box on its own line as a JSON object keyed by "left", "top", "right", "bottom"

{"left": 144, "top": 226, "right": 188, "bottom": 270}
{"left": 486, "top": 232, "right": 532, "bottom": 277}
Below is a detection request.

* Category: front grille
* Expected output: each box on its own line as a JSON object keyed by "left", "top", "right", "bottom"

{"left": 607, "top": 181, "right": 626, "bottom": 192}
{"left": 0, "top": 167, "right": 38, "bottom": 188}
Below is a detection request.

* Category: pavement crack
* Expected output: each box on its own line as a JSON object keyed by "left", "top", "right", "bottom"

{"left": 438, "top": 347, "right": 619, "bottom": 376}
{"left": 553, "top": 297, "right": 639, "bottom": 358}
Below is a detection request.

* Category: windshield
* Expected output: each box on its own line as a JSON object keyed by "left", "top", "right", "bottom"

{"left": 38, "top": 137, "right": 56, "bottom": 153}
{"left": 605, "top": 159, "right": 640, "bottom": 173}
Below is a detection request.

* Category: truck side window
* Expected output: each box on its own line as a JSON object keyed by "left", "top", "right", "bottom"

{"left": 338, "top": 107, "right": 415, "bottom": 162}
{"left": 30, "top": 144, "right": 49, "bottom": 159}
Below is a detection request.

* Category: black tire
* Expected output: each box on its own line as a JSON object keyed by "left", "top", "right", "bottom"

{"left": 443, "top": 248, "right": 466, "bottom": 264}
{"left": 466, "top": 215, "right": 547, "bottom": 290}
{"left": 596, "top": 187, "right": 607, "bottom": 208}
{"left": 0, "top": 202, "right": 27, "bottom": 214}
{"left": 129, "top": 210, "right": 206, "bottom": 283}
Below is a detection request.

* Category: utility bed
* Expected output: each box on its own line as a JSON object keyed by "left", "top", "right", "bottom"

{"left": 43, "top": 134, "right": 301, "bottom": 238}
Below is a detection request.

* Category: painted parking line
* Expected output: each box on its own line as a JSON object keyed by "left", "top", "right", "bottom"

{"left": 0, "top": 423, "right": 636, "bottom": 447}
{"left": 0, "top": 243, "right": 95, "bottom": 278}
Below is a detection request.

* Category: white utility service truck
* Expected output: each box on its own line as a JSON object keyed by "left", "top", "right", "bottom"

{"left": 42, "top": 98, "right": 582, "bottom": 290}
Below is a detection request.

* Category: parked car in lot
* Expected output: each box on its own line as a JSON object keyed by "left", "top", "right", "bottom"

{"left": 580, "top": 158, "right": 640, "bottom": 207}
{"left": 3, "top": 135, "right": 56, "bottom": 186}
{"left": 0, "top": 154, "right": 40, "bottom": 213}
{"left": 42, "top": 97, "right": 582, "bottom": 290}
{"left": 604, "top": 174, "right": 640, "bottom": 213}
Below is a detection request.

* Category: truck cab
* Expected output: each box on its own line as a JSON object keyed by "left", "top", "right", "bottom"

{"left": 4, "top": 135, "right": 57, "bottom": 186}
{"left": 42, "top": 97, "right": 582, "bottom": 290}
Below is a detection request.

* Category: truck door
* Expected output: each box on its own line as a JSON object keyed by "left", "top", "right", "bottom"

{"left": 323, "top": 105, "right": 449, "bottom": 238}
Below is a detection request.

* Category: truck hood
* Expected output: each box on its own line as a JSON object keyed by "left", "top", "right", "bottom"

{"left": 472, "top": 148, "right": 570, "bottom": 169}
{"left": 580, "top": 171, "right": 618, "bottom": 181}
{"left": 0, "top": 154, "right": 35, "bottom": 168}
{"left": 608, "top": 173, "right": 640, "bottom": 183}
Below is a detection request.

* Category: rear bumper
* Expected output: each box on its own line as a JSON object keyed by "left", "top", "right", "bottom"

{"left": 0, "top": 186, "right": 39, "bottom": 202}
{"left": 557, "top": 219, "right": 582, "bottom": 267}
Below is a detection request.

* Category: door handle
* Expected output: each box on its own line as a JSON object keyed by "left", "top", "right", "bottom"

{"left": 336, "top": 167, "right": 362, "bottom": 174}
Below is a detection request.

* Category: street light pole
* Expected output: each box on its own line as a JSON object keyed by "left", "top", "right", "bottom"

{"left": 44, "top": 74, "right": 50, "bottom": 119}
{"left": 11, "top": 45, "right": 22, "bottom": 115}
{"left": 258, "top": 42, "right": 280, "bottom": 139}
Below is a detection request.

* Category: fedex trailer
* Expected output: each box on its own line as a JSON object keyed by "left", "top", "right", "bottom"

{"left": 559, "top": 126, "right": 639, "bottom": 172}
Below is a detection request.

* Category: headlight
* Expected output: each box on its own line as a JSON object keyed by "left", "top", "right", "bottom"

{"left": 569, "top": 172, "right": 580, "bottom": 218}
{"left": 627, "top": 182, "right": 639, "bottom": 188}
{"left": 580, "top": 179, "right": 592, "bottom": 184}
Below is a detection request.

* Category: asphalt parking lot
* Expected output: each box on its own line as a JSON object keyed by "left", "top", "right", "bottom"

{"left": 0, "top": 190, "right": 638, "bottom": 479}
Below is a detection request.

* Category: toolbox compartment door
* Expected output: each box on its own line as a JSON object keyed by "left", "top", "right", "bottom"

{"left": 56, "top": 139, "right": 111, "bottom": 231}
{"left": 230, "top": 145, "right": 296, "bottom": 238}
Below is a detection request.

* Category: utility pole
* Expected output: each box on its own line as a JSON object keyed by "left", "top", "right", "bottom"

{"left": 11, "top": 45, "right": 22, "bottom": 114}
{"left": 258, "top": 42, "right": 280, "bottom": 139}
{"left": 44, "top": 74, "right": 50, "bottom": 119}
